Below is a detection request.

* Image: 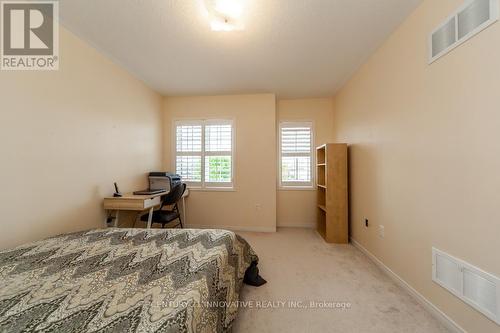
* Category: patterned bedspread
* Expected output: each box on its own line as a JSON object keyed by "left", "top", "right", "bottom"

{"left": 0, "top": 228, "right": 258, "bottom": 333}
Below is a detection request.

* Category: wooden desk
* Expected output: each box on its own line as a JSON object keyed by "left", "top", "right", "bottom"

{"left": 103, "top": 190, "right": 189, "bottom": 229}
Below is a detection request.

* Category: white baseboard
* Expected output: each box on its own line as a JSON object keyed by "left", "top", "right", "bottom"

{"left": 185, "top": 224, "right": 276, "bottom": 233}
{"left": 350, "top": 238, "right": 466, "bottom": 333}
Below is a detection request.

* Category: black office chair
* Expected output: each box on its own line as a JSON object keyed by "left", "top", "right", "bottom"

{"left": 140, "top": 183, "right": 187, "bottom": 228}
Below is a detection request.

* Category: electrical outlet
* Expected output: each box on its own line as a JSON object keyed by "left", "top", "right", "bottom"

{"left": 364, "top": 218, "right": 369, "bottom": 227}
{"left": 255, "top": 204, "right": 262, "bottom": 211}
{"left": 378, "top": 225, "right": 385, "bottom": 239}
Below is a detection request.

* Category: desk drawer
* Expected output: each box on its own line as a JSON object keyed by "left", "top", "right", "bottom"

{"left": 103, "top": 196, "right": 161, "bottom": 210}
{"left": 144, "top": 196, "right": 161, "bottom": 209}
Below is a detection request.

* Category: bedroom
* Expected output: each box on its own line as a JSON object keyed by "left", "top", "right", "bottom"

{"left": 0, "top": 0, "right": 499, "bottom": 332}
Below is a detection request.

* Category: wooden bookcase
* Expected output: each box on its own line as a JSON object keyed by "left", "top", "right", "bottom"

{"left": 316, "top": 144, "right": 348, "bottom": 243}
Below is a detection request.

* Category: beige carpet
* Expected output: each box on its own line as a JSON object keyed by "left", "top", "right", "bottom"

{"left": 232, "top": 228, "right": 450, "bottom": 333}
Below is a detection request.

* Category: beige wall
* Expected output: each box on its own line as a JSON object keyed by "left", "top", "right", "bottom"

{"left": 0, "top": 27, "right": 163, "bottom": 249}
{"left": 277, "top": 98, "right": 334, "bottom": 228}
{"left": 163, "top": 94, "right": 277, "bottom": 232}
{"left": 331, "top": 0, "right": 500, "bottom": 331}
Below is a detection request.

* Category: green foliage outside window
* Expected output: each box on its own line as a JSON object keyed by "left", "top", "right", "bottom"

{"left": 206, "top": 156, "right": 231, "bottom": 182}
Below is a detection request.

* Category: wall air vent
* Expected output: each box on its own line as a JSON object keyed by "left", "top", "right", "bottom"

{"left": 432, "top": 248, "right": 500, "bottom": 325}
{"left": 431, "top": 17, "right": 457, "bottom": 58}
{"left": 429, "top": 0, "right": 499, "bottom": 63}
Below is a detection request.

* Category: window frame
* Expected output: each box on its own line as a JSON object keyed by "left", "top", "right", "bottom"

{"left": 278, "top": 121, "right": 315, "bottom": 190}
{"left": 173, "top": 119, "right": 235, "bottom": 190}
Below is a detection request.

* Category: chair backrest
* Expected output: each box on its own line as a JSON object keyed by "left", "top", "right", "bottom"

{"left": 160, "top": 183, "right": 186, "bottom": 208}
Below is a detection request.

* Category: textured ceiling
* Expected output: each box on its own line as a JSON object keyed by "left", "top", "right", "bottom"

{"left": 59, "top": 0, "right": 422, "bottom": 98}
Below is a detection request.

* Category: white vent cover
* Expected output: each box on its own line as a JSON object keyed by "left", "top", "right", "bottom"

{"left": 429, "top": 0, "right": 499, "bottom": 63}
{"left": 432, "top": 17, "right": 456, "bottom": 58}
{"left": 432, "top": 248, "right": 500, "bottom": 325}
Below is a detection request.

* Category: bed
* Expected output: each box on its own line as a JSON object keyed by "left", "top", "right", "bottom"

{"left": 0, "top": 228, "right": 260, "bottom": 332}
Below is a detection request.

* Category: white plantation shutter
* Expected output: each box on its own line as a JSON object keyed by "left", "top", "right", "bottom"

{"left": 176, "top": 156, "right": 201, "bottom": 182}
{"left": 205, "top": 122, "right": 233, "bottom": 185}
{"left": 176, "top": 125, "right": 202, "bottom": 152}
{"left": 281, "top": 126, "right": 311, "bottom": 154}
{"left": 205, "top": 124, "right": 232, "bottom": 152}
{"left": 280, "top": 122, "right": 313, "bottom": 187}
{"left": 175, "top": 120, "right": 234, "bottom": 188}
{"left": 175, "top": 123, "right": 202, "bottom": 182}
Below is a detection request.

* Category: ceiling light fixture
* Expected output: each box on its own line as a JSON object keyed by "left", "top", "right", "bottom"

{"left": 204, "top": 0, "right": 245, "bottom": 31}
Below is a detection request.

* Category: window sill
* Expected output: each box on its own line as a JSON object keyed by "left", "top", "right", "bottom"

{"left": 278, "top": 186, "right": 316, "bottom": 191}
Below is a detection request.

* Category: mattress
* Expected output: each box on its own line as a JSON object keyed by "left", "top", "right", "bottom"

{"left": 0, "top": 228, "right": 258, "bottom": 332}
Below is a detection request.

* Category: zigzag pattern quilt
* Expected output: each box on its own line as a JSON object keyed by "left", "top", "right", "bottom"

{"left": 0, "top": 228, "right": 257, "bottom": 332}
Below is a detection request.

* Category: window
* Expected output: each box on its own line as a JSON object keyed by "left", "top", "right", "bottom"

{"left": 174, "top": 120, "right": 234, "bottom": 189}
{"left": 279, "top": 122, "right": 314, "bottom": 188}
